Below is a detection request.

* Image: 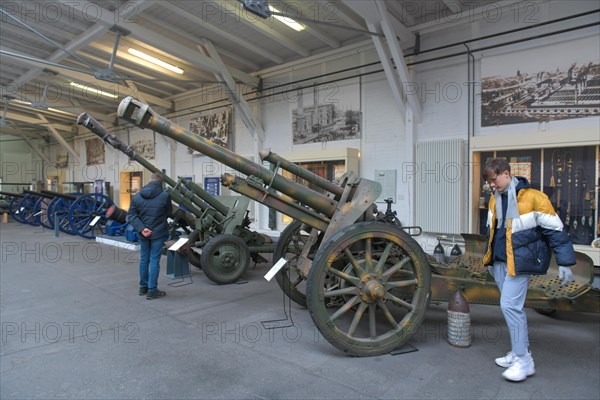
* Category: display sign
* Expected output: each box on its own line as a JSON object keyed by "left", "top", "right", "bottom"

{"left": 204, "top": 176, "right": 221, "bottom": 196}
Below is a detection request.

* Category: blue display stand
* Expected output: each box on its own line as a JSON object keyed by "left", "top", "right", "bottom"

{"left": 165, "top": 250, "right": 190, "bottom": 279}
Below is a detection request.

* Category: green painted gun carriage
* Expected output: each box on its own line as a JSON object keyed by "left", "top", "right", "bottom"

{"left": 77, "top": 113, "right": 274, "bottom": 284}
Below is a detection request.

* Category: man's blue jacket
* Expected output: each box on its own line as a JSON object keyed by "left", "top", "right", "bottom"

{"left": 127, "top": 180, "right": 171, "bottom": 239}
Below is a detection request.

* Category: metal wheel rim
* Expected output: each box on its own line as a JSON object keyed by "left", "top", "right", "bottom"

{"left": 201, "top": 234, "right": 250, "bottom": 284}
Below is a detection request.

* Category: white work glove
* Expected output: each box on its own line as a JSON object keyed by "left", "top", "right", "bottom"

{"left": 558, "top": 266, "right": 573, "bottom": 285}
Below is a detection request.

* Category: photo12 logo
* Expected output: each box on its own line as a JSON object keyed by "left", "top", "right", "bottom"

{"left": 1, "top": 1, "right": 140, "bottom": 24}
{"left": 1, "top": 321, "right": 140, "bottom": 344}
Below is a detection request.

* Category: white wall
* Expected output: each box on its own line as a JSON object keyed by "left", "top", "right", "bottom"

{"left": 0, "top": 135, "right": 40, "bottom": 189}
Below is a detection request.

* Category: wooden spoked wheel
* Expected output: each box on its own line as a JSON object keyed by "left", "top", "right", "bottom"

{"left": 306, "top": 222, "right": 431, "bottom": 357}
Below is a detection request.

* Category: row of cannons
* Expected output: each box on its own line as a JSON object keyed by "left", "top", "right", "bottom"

{"left": 0, "top": 188, "right": 128, "bottom": 240}
{"left": 11, "top": 95, "right": 595, "bottom": 357}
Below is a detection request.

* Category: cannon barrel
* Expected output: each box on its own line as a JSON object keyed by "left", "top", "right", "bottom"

{"left": 23, "top": 189, "right": 55, "bottom": 199}
{"left": 40, "top": 190, "right": 78, "bottom": 201}
{"left": 77, "top": 112, "right": 226, "bottom": 220}
{"left": 0, "top": 191, "right": 25, "bottom": 198}
{"left": 259, "top": 149, "right": 344, "bottom": 197}
{"left": 178, "top": 179, "right": 228, "bottom": 216}
{"left": 105, "top": 204, "right": 128, "bottom": 223}
{"left": 117, "top": 97, "right": 337, "bottom": 218}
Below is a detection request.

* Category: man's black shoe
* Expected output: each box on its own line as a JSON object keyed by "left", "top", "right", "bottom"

{"left": 146, "top": 290, "right": 166, "bottom": 300}
{"left": 139, "top": 287, "right": 148, "bottom": 296}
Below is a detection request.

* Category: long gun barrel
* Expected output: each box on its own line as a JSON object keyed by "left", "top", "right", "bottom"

{"left": 0, "top": 191, "right": 25, "bottom": 198}
{"left": 23, "top": 189, "right": 55, "bottom": 199}
{"left": 117, "top": 97, "right": 337, "bottom": 218}
{"left": 77, "top": 112, "right": 227, "bottom": 220}
{"left": 259, "top": 149, "right": 344, "bottom": 197}
{"left": 41, "top": 190, "right": 77, "bottom": 201}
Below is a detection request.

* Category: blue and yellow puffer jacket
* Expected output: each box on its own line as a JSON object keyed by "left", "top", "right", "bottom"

{"left": 483, "top": 177, "right": 576, "bottom": 276}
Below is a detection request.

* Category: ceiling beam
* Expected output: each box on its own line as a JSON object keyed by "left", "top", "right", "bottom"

{"left": 10, "top": 0, "right": 153, "bottom": 88}
{"left": 5, "top": 95, "right": 114, "bottom": 125}
{"left": 219, "top": 0, "right": 310, "bottom": 57}
{"left": 166, "top": 3, "right": 284, "bottom": 64}
{"left": 342, "top": 0, "right": 421, "bottom": 121}
{"left": 140, "top": 14, "right": 261, "bottom": 71}
{"left": 37, "top": 113, "right": 80, "bottom": 161}
{"left": 69, "top": 50, "right": 186, "bottom": 95}
{"left": 323, "top": 1, "right": 369, "bottom": 32}
{"left": 198, "top": 40, "right": 265, "bottom": 142}
{"left": 21, "top": 134, "right": 52, "bottom": 164}
{"left": 341, "top": 0, "right": 415, "bottom": 45}
{"left": 375, "top": 0, "right": 421, "bottom": 121}
{"left": 1, "top": 49, "right": 172, "bottom": 109}
{"left": 5, "top": 111, "right": 73, "bottom": 132}
{"left": 57, "top": 0, "right": 259, "bottom": 87}
{"left": 368, "top": 24, "right": 408, "bottom": 116}
{"left": 0, "top": 127, "right": 45, "bottom": 136}
{"left": 86, "top": 40, "right": 209, "bottom": 88}
{"left": 410, "top": 0, "right": 526, "bottom": 34}
{"left": 279, "top": 0, "right": 341, "bottom": 48}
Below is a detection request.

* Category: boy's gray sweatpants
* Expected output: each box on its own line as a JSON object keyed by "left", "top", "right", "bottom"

{"left": 490, "top": 262, "right": 531, "bottom": 356}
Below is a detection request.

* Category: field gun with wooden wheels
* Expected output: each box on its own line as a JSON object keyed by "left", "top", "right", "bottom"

{"left": 39, "top": 190, "right": 78, "bottom": 235}
{"left": 22, "top": 189, "right": 60, "bottom": 229}
{"left": 117, "top": 96, "right": 431, "bottom": 357}
{"left": 77, "top": 112, "right": 275, "bottom": 283}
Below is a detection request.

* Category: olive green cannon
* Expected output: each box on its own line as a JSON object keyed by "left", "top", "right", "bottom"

{"left": 77, "top": 113, "right": 274, "bottom": 284}
{"left": 117, "top": 97, "right": 599, "bottom": 357}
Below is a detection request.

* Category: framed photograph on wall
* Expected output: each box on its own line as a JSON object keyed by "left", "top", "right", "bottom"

{"left": 85, "top": 138, "right": 105, "bottom": 166}
{"left": 131, "top": 136, "right": 155, "bottom": 160}
{"left": 188, "top": 108, "right": 232, "bottom": 154}
{"left": 292, "top": 78, "right": 362, "bottom": 145}
{"left": 56, "top": 153, "right": 69, "bottom": 169}
{"left": 481, "top": 36, "right": 600, "bottom": 127}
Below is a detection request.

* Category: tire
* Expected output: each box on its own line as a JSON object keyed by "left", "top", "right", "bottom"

{"left": 200, "top": 234, "right": 250, "bottom": 284}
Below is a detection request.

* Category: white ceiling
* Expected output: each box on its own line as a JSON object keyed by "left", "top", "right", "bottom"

{"left": 0, "top": 0, "right": 512, "bottom": 140}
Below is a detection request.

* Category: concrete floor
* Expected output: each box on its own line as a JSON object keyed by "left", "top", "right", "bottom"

{"left": 1, "top": 222, "right": 599, "bottom": 400}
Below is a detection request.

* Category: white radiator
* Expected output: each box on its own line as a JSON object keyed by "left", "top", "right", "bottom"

{"left": 415, "top": 139, "right": 465, "bottom": 234}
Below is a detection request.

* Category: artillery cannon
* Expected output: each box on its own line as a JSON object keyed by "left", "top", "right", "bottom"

{"left": 37, "top": 189, "right": 113, "bottom": 239}
{"left": 77, "top": 112, "right": 275, "bottom": 284}
{"left": 22, "top": 189, "right": 58, "bottom": 229}
{"left": 40, "top": 190, "right": 78, "bottom": 235}
{"left": 0, "top": 191, "right": 26, "bottom": 223}
{"left": 117, "top": 97, "right": 599, "bottom": 357}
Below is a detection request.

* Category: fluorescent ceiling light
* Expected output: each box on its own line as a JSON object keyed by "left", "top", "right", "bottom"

{"left": 12, "top": 99, "right": 74, "bottom": 115}
{"left": 269, "top": 6, "right": 305, "bottom": 32}
{"left": 128, "top": 48, "right": 184, "bottom": 74}
{"left": 70, "top": 82, "right": 117, "bottom": 98}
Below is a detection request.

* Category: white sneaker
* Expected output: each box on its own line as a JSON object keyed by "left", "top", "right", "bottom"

{"left": 495, "top": 351, "right": 517, "bottom": 368}
{"left": 502, "top": 354, "right": 535, "bottom": 382}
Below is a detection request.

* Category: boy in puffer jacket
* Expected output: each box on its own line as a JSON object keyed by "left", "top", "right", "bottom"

{"left": 482, "top": 158, "right": 576, "bottom": 382}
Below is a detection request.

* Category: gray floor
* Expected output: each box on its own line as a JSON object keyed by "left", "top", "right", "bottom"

{"left": 1, "top": 222, "right": 599, "bottom": 400}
